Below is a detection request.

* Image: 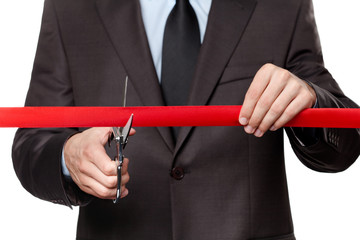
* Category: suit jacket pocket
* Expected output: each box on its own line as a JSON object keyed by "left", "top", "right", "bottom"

{"left": 249, "top": 233, "right": 295, "bottom": 240}
{"left": 219, "top": 60, "right": 273, "bottom": 85}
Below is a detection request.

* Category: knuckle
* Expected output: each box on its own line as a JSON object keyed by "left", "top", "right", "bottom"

{"left": 258, "top": 123, "right": 269, "bottom": 133}
{"left": 257, "top": 98, "right": 271, "bottom": 109}
{"left": 283, "top": 108, "right": 295, "bottom": 119}
{"left": 97, "top": 187, "right": 111, "bottom": 199}
{"left": 259, "top": 115, "right": 275, "bottom": 131}
{"left": 288, "top": 82, "right": 299, "bottom": 94}
{"left": 249, "top": 117, "right": 261, "bottom": 128}
{"left": 303, "top": 90, "right": 314, "bottom": 104}
{"left": 246, "top": 88, "right": 260, "bottom": 100}
{"left": 279, "top": 69, "right": 291, "bottom": 82}
{"left": 77, "top": 159, "right": 87, "bottom": 174}
{"left": 262, "top": 63, "right": 274, "bottom": 71}
{"left": 290, "top": 77, "right": 301, "bottom": 88}
{"left": 269, "top": 103, "right": 282, "bottom": 116}
{"left": 103, "top": 163, "right": 115, "bottom": 176}
{"left": 106, "top": 176, "right": 117, "bottom": 188}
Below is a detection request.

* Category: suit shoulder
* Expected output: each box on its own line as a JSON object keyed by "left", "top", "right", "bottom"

{"left": 257, "top": 0, "right": 304, "bottom": 9}
{"left": 47, "top": 0, "right": 98, "bottom": 12}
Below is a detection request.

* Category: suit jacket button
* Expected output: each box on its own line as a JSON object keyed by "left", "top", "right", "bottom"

{"left": 171, "top": 167, "right": 185, "bottom": 180}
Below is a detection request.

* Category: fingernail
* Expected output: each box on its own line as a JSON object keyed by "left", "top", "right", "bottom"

{"left": 239, "top": 117, "right": 248, "bottom": 125}
{"left": 270, "top": 126, "right": 276, "bottom": 131}
{"left": 244, "top": 125, "right": 255, "bottom": 134}
{"left": 254, "top": 129, "right": 263, "bottom": 137}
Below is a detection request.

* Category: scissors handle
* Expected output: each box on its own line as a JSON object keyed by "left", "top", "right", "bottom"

{"left": 113, "top": 139, "right": 124, "bottom": 203}
{"left": 113, "top": 164, "right": 122, "bottom": 204}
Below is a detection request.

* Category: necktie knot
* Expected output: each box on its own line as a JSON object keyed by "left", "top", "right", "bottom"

{"left": 177, "top": 0, "right": 189, "bottom": 6}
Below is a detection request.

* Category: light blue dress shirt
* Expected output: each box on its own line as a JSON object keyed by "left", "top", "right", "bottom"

{"left": 61, "top": 0, "right": 213, "bottom": 178}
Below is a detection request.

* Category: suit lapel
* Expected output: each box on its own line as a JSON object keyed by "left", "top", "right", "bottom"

{"left": 96, "top": 0, "right": 175, "bottom": 151}
{"left": 174, "top": 0, "right": 258, "bottom": 156}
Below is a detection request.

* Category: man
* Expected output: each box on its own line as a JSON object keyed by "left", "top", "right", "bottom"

{"left": 12, "top": 0, "right": 360, "bottom": 239}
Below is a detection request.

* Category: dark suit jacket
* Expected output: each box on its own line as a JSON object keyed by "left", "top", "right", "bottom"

{"left": 12, "top": 0, "right": 360, "bottom": 239}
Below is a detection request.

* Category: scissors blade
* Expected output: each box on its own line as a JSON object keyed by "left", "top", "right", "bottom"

{"left": 112, "top": 76, "right": 129, "bottom": 141}
{"left": 122, "top": 76, "right": 128, "bottom": 108}
{"left": 121, "top": 114, "right": 133, "bottom": 148}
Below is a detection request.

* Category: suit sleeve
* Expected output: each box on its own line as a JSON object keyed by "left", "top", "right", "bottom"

{"left": 284, "top": 0, "right": 360, "bottom": 172}
{"left": 12, "top": 0, "right": 92, "bottom": 207}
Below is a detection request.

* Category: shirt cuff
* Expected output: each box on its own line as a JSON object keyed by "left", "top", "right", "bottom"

{"left": 61, "top": 147, "right": 72, "bottom": 180}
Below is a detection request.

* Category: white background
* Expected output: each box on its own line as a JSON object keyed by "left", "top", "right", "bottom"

{"left": 0, "top": 0, "right": 359, "bottom": 239}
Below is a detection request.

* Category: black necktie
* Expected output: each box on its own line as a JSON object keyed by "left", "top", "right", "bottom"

{"left": 161, "top": 0, "right": 201, "bottom": 107}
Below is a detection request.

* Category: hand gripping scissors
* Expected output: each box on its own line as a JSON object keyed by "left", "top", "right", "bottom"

{"left": 108, "top": 76, "right": 133, "bottom": 203}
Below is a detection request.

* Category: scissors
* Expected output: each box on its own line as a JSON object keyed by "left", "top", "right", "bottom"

{"left": 108, "top": 76, "right": 133, "bottom": 203}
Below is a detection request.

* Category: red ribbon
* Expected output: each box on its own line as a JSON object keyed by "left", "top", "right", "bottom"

{"left": 0, "top": 106, "right": 359, "bottom": 128}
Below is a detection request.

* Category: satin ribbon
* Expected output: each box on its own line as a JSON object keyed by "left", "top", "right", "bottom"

{"left": 0, "top": 106, "right": 359, "bottom": 128}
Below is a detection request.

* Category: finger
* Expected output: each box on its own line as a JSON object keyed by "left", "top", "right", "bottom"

{"left": 114, "top": 174, "right": 130, "bottom": 199}
{"left": 75, "top": 159, "right": 118, "bottom": 189}
{"left": 239, "top": 64, "right": 275, "bottom": 125}
{"left": 129, "top": 128, "right": 136, "bottom": 136}
{"left": 121, "top": 157, "right": 129, "bottom": 175}
{"left": 121, "top": 188, "right": 129, "bottom": 198}
{"left": 121, "top": 172, "right": 130, "bottom": 186}
{"left": 253, "top": 80, "right": 299, "bottom": 136}
{"left": 270, "top": 92, "right": 313, "bottom": 131}
{"left": 93, "top": 127, "right": 113, "bottom": 146}
{"left": 75, "top": 128, "right": 116, "bottom": 176}
{"left": 89, "top": 145, "right": 117, "bottom": 176}
{"left": 246, "top": 69, "right": 290, "bottom": 132}
{"left": 77, "top": 173, "right": 117, "bottom": 199}
{"left": 82, "top": 185, "right": 116, "bottom": 200}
